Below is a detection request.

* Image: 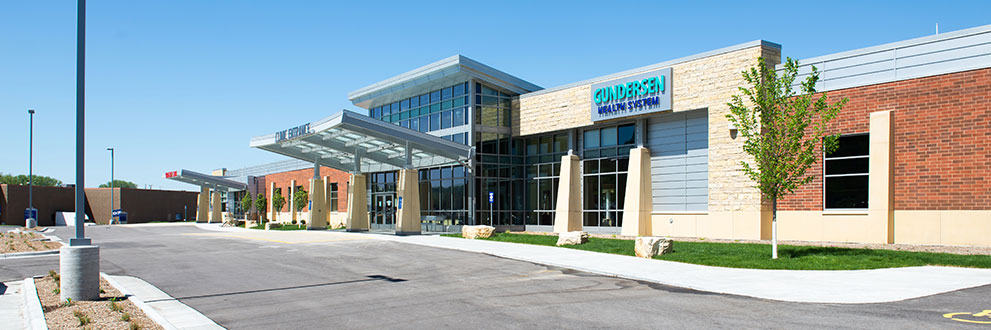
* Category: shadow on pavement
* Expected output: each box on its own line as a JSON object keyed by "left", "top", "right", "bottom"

{"left": 148, "top": 275, "right": 406, "bottom": 302}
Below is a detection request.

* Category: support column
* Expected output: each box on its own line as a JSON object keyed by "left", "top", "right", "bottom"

{"left": 289, "top": 179, "right": 297, "bottom": 223}
{"left": 209, "top": 190, "right": 222, "bottom": 223}
{"left": 346, "top": 173, "right": 369, "bottom": 231}
{"left": 621, "top": 147, "right": 653, "bottom": 237}
{"left": 553, "top": 154, "right": 582, "bottom": 233}
{"left": 308, "top": 177, "right": 327, "bottom": 229}
{"left": 268, "top": 181, "right": 275, "bottom": 222}
{"left": 196, "top": 186, "right": 209, "bottom": 223}
{"left": 395, "top": 169, "right": 421, "bottom": 235}
{"left": 869, "top": 110, "right": 894, "bottom": 244}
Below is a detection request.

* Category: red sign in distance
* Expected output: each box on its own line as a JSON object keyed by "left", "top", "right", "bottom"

{"left": 165, "top": 171, "right": 178, "bottom": 178}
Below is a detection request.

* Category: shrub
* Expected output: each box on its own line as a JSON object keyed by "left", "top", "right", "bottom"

{"left": 73, "top": 310, "right": 90, "bottom": 326}
{"left": 130, "top": 321, "right": 141, "bottom": 330}
{"left": 121, "top": 313, "right": 131, "bottom": 322}
{"left": 109, "top": 298, "right": 123, "bottom": 312}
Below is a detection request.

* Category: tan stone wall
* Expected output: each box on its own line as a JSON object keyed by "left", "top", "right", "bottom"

{"left": 521, "top": 43, "right": 781, "bottom": 240}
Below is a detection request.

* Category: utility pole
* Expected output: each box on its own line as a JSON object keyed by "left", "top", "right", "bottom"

{"left": 26, "top": 109, "right": 37, "bottom": 228}
{"left": 107, "top": 147, "right": 114, "bottom": 225}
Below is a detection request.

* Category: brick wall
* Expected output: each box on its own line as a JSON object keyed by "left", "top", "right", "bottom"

{"left": 264, "top": 167, "right": 351, "bottom": 212}
{"left": 780, "top": 68, "right": 991, "bottom": 211}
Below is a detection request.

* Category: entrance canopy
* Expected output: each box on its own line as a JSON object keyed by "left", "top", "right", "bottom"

{"left": 249, "top": 110, "right": 472, "bottom": 173}
{"left": 164, "top": 169, "right": 247, "bottom": 191}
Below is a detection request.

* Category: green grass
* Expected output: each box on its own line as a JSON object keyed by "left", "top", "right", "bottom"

{"left": 248, "top": 223, "right": 306, "bottom": 231}
{"left": 443, "top": 232, "right": 991, "bottom": 270}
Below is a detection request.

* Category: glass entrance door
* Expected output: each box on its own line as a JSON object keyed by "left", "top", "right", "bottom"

{"left": 370, "top": 194, "right": 396, "bottom": 230}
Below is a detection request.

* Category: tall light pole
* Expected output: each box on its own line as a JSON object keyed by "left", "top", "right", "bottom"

{"left": 107, "top": 147, "right": 114, "bottom": 224}
{"left": 62, "top": 0, "right": 100, "bottom": 303}
{"left": 27, "top": 109, "right": 35, "bottom": 228}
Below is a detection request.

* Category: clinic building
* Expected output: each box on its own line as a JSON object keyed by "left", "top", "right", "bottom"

{"left": 232, "top": 24, "right": 991, "bottom": 246}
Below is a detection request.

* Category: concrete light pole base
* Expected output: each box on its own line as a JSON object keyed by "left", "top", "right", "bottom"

{"left": 60, "top": 245, "right": 100, "bottom": 302}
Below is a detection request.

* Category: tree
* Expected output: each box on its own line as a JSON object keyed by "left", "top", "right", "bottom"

{"left": 241, "top": 193, "right": 253, "bottom": 219}
{"left": 293, "top": 188, "right": 308, "bottom": 213}
{"left": 726, "top": 57, "right": 847, "bottom": 259}
{"left": 99, "top": 179, "right": 137, "bottom": 188}
{"left": 271, "top": 190, "right": 285, "bottom": 221}
{"left": 255, "top": 193, "right": 268, "bottom": 222}
{"left": 0, "top": 173, "right": 62, "bottom": 186}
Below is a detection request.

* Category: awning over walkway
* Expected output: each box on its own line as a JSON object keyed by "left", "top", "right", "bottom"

{"left": 249, "top": 110, "right": 472, "bottom": 173}
{"left": 164, "top": 169, "right": 247, "bottom": 191}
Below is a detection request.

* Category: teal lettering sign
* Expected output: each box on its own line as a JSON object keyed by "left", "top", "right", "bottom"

{"left": 590, "top": 68, "right": 671, "bottom": 121}
{"left": 275, "top": 123, "right": 312, "bottom": 142}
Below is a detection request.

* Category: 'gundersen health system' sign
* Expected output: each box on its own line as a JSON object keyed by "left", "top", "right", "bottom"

{"left": 590, "top": 67, "right": 671, "bottom": 121}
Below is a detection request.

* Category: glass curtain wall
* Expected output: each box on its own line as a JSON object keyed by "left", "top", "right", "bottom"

{"left": 474, "top": 132, "right": 525, "bottom": 226}
{"left": 582, "top": 123, "right": 636, "bottom": 228}
{"left": 418, "top": 165, "right": 469, "bottom": 227}
{"left": 369, "top": 82, "right": 470, "bottom": 132}
{"left": 523, "top": 132, "right": 569, "bottom": 226}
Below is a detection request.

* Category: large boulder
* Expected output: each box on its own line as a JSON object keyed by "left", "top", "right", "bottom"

{"left": 556, "top": 231, "right": 589, "bottom": 246}
{"left": 462, "top": 225, "right": 495, "bottom": 239}
{"left": 635, "top": 236, "right": 673, "bottom": 258}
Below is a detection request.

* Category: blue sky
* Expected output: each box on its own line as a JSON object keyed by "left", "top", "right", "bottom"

{"left": 1, "top": 1, "right": 988, "bottom": 191}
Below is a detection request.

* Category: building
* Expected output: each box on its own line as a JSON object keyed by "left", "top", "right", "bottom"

{"left": 201, "top": 24, "right": 990, "bottom": 246}
{"left": 0, "top": 184, "right": 198, "bottom": 226}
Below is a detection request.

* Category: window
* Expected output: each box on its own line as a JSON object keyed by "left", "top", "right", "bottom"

{"left": 329, "top": 183, "right": 338, "bottom": 211}
{"left": 824, "top": 134, "right": 869, "bottom": 209}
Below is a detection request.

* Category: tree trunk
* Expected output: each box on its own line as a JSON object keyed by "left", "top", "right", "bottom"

{"left": 772, "top": 196, "right": 778, "bottom": 259}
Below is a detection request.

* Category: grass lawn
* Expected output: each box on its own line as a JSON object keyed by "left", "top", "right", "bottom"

{"left": 443, "top": 232, "right": 991, "bottom": 270}
{"left": 248, "top": 223, "right": 306, "bottom": 231}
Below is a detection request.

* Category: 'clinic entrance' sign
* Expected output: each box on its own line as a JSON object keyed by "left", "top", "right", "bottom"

{"left": 590, "top": 67, "right": 671, "bottom": 121}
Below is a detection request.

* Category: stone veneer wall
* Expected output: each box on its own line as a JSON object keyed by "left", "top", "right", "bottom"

{"left": 518, "top": 43, "right": 781, "bottom": 240}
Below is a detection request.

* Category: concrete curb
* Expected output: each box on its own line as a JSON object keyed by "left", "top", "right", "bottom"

{"left": 21, "top": 277, "right": 48, "bottom": 330}
{"left": 101, "top": 273, "right": 222, "bottom": 330}
{"left": 0, "top": 250, "right": 59, "bottom": 259}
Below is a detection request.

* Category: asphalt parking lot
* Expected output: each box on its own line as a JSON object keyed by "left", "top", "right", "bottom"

{"left": 2, "top": 224, "right": 988, "bottom": 329}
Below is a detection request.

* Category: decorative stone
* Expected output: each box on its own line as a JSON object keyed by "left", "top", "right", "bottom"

{"left": 556, "top": 231, "right": 589, "bottom": 246}
{"left": 635, "top": 236, "right": 673, "bottom": 258}
{"left": 462, "top": 225, "right": 495, "bottom": 239}
{"left": 265, "top": 222, "right": 274, "bottom": 230}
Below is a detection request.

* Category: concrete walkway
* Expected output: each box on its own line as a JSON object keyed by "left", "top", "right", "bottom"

{"left": 102, "top": 273, "right": 222, "bottom": 330}
{"left": 192, "top": 224, "right": 991, "bottom": 304}
{"left": 0, "top": 280, "right": 26, "bottom": 330}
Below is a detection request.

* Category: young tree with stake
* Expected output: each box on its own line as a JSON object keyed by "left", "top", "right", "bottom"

{"left": 726, "top": 57, "right": 847, "bottom": 259}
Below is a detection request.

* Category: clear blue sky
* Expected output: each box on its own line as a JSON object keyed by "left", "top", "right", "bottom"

{"left": 1, "top": 1, "right": 988, "bottom": 191}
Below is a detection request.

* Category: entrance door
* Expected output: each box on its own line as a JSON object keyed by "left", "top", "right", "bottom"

{"left": 371, "top": 194, "right": 396, "bottom": 230}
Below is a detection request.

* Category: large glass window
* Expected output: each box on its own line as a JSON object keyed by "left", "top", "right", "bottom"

{"left": 582, "top": 123, "right": 635, "bottom": 227}
{"left": 329, "top": 183, "right": 338, "bottom": 211}
{"left": 366, "top": 82, "right": 470, "bottom": 132}
{"left": 824, "top": 134, "right": 869, "bottom": 209}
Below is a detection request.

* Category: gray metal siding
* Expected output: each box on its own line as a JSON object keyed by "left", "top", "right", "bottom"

{"left": 783, "top": 24, "right": 991, "bottom": 93}
{"left": 647, "top": 109, "right": 708, "bottom": 212}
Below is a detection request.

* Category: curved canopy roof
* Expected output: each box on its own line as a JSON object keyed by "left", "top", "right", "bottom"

{"left": 249, "top": 110, "right": 472, "bottom": 173}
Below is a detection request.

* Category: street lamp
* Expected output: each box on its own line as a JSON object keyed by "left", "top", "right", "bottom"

{"left": 27, "top": 109, "right": 36, "bottom": 228}
{"left": 107, "top": 147, "right": 114, "bottom": 224}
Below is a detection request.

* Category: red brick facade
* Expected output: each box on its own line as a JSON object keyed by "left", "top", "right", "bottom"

{"left": 780, "top": 68, "right": 991, "bottom": 211}
{"left": 264, "top": 167, "right": 351, "bottom": 213}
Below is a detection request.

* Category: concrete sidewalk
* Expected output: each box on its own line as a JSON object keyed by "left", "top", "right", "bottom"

{"left": 193, "top": 224, "right": 991, "bottom": 304}
{"left": 0, "top": 280, "right": 26, "bottom": 330}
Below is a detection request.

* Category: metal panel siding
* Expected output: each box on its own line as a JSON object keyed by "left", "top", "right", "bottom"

{"left": 784, "top": 26, "right": 991, "bottom": 92}
{"left": 647, "top": 109, "right": 708, "bottom": 212}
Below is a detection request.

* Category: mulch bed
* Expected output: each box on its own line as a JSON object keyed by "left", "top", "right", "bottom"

{"left": 511, "top": 231, "right": 991, "bottom": 255}
{"left": 35, "top": 272, "right": 163, "bottom": 330}
{"left": 0, "top": 231, "right": 61, "bottom": 254}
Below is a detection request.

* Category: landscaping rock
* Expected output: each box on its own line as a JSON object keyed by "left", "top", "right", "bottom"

{"left": 556, "top": 231, "right": 589, "bottom": 246}
{"left": 462, "top": 225, "right": 495, "bottom": 239}
{"left": 265, "top": 222, "right": 274, "bottom": 230}
{"left": 635, "top": 236, "right": 673, "bottom": 258}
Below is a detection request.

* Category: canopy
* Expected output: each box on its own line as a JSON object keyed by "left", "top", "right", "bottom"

{"left": 249, "top": 110, "right": 472, "bottom": 173}
{"left": 164, "top": 169, "right": 247, "bottom": 191}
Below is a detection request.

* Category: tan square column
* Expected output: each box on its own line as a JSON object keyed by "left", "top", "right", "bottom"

{"left": 554, "top": 154, "right": 583, "bottom": 233}
{"left": 209, "top": 190, "right": 222, "bottom": 223}
{"left": 268, "top": 182, "right": 276, "bottom": 222}
{"left": 346, "top": 173, "right": 369, "bottom": 231}
{"left": 621, "top": 147, "right": 653, "bottom": 236}
{"left": 196, "top": 186, "right": 210, "bottom": 223}
{"left": 289, "top": 179, "right": 297, "bottom": 222}
{"left": 395, "top": 169, "right": 421, "bottom": 235}
{"left": 868, "top": 110, "right": 895, "bottom": 244}
{"left": 308, "top": 178, "right": 327, "bottom": 229}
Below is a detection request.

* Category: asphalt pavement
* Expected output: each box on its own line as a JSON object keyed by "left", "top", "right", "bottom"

{"left": 2, "top": 224, "right": 988, "bottom": 329}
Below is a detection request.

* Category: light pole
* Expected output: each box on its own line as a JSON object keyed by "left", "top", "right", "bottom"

{"left": 28, "top": 109, "right": 35, "bottom": 227}
{"left": 107, "top": 147, "right": 114, "bottom": 224}
{"left": 61, "top": 0, "right": 100, "bottom": 303}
